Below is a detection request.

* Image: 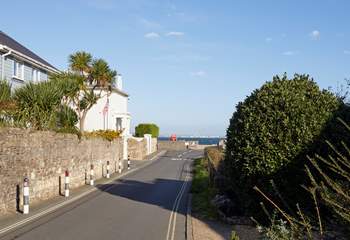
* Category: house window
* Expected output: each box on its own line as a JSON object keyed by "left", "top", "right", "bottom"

{"left": 13, "top": 60, "right": 24, "bottom": 79}
{"left": 116, "top": 118, "right": 123, "bottom": 131}
{"left": 32, "top": 69, "right": 41, "bottom": 82}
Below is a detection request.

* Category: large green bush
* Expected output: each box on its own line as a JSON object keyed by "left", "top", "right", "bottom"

{"left": 13, "top": 81, "right": 63, "bottom": 129}
{"left": 135, "top": 123, "right": 159, "bottom": 138}
{"left": 224, "top": 74, "right": 343, "bottom": 215}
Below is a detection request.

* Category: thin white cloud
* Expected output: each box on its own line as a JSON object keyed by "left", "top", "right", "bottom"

{"left": 310, "top": 30, "right": 320, "bottom": 40}
{"left": 191, "top": 71, "right": 206, "bottom": 77}
{"left": 344, "top": 50, "right": 350, "bottom": 55}
{"left": 144, "top": 32, "right": 160, "bottom": 39}
{"left": 265, "top": 37, "right": 272, "bottom": 43}
{"left": 283, "top": 51, "right": 299, "bottom": 56}
{"left": 139, "top": 18, "right": 161, "bottom": 29}
{"left": 166, "top": 31, "right": 185, "bottom": 37}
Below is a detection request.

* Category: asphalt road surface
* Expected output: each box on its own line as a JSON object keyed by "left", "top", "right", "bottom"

{"left": 0, "top": 150, "right": 203, "bottom": 240}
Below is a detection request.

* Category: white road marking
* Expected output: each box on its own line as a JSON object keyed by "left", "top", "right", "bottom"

{"left": 171, "top": 172, "right": 189, "bottom": 240}
{"left": 165, "top": 163, "right": 190, "bottom": 240}
{"left": 171, "top": 158, "right": 190, "bottom": 161}
{"left": 0, "top": 151, "right": 167, "bottom": 236}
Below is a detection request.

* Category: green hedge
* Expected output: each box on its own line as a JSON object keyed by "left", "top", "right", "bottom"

{"left": 135, "top": 123, "right": 159, "bottom": 138}
{"left": 224, "top": 74, "right": 344, "bottom": 215}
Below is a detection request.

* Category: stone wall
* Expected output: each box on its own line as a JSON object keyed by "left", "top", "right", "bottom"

{"left": 127, "top": 137, "right": 158, "bottom": 160}
{"left": 157, "top": 140, "right": 187, "bottom": 151}
{"left": 151, "top": 138, "right": 157, "bottom": 153}
{"left": 127, "top": 137, "right": 147, "bottom": 160}
{"left": 0, "top": 128, "right": 123, "bottom": 215}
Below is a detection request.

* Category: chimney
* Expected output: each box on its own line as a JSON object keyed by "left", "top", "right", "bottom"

{"left": 116, "top": 74, "right": 123, "bottom": 90}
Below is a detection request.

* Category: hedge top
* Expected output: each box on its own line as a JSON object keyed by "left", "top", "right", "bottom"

{"left": 135, "top": 123, "right": 159, "bottom": 138}
{"left": 225, "top": 74, "right": 341, "bottom": 177}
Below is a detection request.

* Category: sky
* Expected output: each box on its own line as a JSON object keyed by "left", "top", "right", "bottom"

{"left": 1, "top": 0, "right": 350, "bottom": 136}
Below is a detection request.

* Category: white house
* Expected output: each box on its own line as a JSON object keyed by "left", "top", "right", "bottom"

{"left": 83, "top": 75, "right": 131, "bottom": 137}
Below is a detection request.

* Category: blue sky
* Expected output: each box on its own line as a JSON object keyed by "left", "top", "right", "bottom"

{"left": 1, "top": 0, "right": 350, "bottom": 136}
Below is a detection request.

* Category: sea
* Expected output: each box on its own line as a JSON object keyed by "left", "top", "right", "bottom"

{"left": 158, "top": 137, "right": 224, "bottom": 145}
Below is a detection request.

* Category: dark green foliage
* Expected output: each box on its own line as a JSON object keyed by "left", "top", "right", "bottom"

{"left": 0, "top": 80, "right": 11, "bottom": 102}
{"left": 224, "top": 74, "right": 343, "bottom": 215}
{"left": 135, "top": 123, "right": 159, "bottom": 138}
{"left": 307, "top": 118, "right": 350, "bottom": 226}
{"left": 0, "top": 80, "right": 16, "bottom": 125}
{"left": 11, "top": 80, "right": 80, "bottom": 135}
{"left": 55, "top": 104, "right": 79, "bottom": 132}
{"left": 13, "top": 81, "right": 63, "bottom": 130}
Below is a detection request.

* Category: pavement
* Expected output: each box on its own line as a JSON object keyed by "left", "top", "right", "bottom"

{"left": 0, "top": 149, "right": 203, "bottom": 240}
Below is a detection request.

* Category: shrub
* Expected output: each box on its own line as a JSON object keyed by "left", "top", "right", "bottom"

{"left": 307, "top": 118, "right": 350, "bottom": 226}
{"left": 54, "top": 104, "right": 79, "bottom": 134}
{"left": 224, "top": 74, "right": 343, "bottom": 215}
{"left": 0, "top": 80, "right": 16, "bottom": 125}
{"left": 135, "top": 123, "right": 159, "bottom": 138}
{"left": 84, "top": 130, "right": 121, "bottom": 141}
{"left": 253, "top": 119, "right": 350, "bottom": 239}
{"left": 13, "top": 81, "right": 63, "bottom": 129}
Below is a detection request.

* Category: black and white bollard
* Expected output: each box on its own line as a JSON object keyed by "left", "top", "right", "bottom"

{"left": 23, "top": 177, "right": 29, "bottom": 214}
{"left": 106, "top": 161, "right": 110, "bottom": 179}
{"left": 118, "top": 161, "right": 122, "bottom": 174}
{"left": 127, "top": 156, "right": 131, "bottom": 170}
{"left": 90, "top": 164, "right": 94, "bottom": 186}
{"left": 64, "top": 170, "right": 70, "bottom": 197}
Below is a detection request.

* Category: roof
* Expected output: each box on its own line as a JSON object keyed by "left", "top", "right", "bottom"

{"left": 0, "top": 31, "right": 58, "bottom": 71}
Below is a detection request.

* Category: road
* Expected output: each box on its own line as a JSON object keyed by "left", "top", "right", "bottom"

{"left": 0, "top": 150, "right": 202, "bottom": 240}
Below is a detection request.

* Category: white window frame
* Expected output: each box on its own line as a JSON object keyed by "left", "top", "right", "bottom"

{"left": 13, "top": 60, "right": 24, "bottom": 80}
{"left": 31, "top": 69, "right": 41, "bottom": 82}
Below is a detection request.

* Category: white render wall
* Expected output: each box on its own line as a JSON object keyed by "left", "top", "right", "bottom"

{"left": 83, "top": 90, "right": 131, "bottom": 136}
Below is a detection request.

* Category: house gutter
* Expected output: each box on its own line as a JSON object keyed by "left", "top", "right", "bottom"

{"left": 0, "top": 45, "right": 12, "bottom": 80}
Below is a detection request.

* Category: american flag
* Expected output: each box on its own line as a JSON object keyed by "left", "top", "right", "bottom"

{"left": 102, "top": 98, "right": 109, "bottom": 116}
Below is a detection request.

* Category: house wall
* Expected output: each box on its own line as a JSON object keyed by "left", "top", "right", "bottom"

{"left": 84, "top": 90, "right": 131, "bottom": 136}
{"left": 3, "top": 57, "right": 13, "bottom": 80}
{"left": 0, "top": 55, "right": 48, "bottom": 88}
{"left": 0, "top": 128, "right": 124, "bottom": 216}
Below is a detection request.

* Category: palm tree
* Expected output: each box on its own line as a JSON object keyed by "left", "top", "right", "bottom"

{"left": 69, "top": 51, "right": 92, "bottom": 75}
{"left": 90, "top": 59, "right": 116, "bottom": 87}
{"left": 56, "top": 51, "right": 118, "bottom": 131}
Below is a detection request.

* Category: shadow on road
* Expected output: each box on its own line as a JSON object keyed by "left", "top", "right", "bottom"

{"left": 95, "top": 178, "right": 188, "bottom": 216}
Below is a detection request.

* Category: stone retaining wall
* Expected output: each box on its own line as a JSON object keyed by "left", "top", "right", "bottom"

{"left": 128, "top": 137, "right": 147, "bottom": 160}
{"left": 127, "top": 137, "right": 157, "bottom": 160}
{"left": 157, "top": 141, "right": 187, "bottom": 151}
{"left": 0, "top": 128, "right": 123, "bottom": 215}
{"left": 151, "top": 138, "right": 157, "bottom": 153}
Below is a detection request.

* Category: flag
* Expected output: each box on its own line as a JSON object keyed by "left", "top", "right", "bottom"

{"left": 102, "top": 98, "right": 109, "bottom": 116}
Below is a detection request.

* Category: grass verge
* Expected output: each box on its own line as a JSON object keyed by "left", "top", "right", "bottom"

{"left": 191, "top": 157, "right": 218, "bottom": 219}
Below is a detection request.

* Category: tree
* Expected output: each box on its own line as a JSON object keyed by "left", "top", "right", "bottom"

{"left": 52, "top": 51, "right": 117, "bottom": 131}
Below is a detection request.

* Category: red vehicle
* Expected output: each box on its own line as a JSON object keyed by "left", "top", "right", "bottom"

{"left": 170, "top": 134, "right": 177, "bottom": 142}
